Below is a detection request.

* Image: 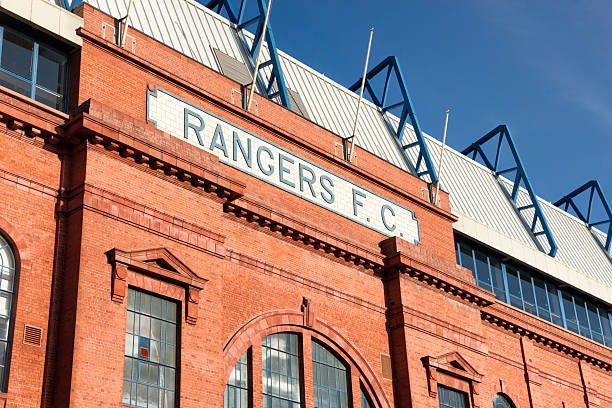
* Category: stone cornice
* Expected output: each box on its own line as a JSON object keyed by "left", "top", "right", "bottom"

{"left": 482, "top": 302, "right": 612, "bottom": 372}
{"left": 380, "top": 236, "right": 496, "bottom": 308}
{"left": 63, "top": 103, "right": 245, "bottom": 202}
{"left": 0, "top": 85, "right": 67, "bottom": 144}
{"left": 224, "top": 198, "right": 386, "bottom": 273}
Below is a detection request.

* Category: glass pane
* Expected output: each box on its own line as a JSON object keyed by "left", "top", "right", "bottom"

{"left": 0, "top": 70, "right": 30, "bottom": 96}
{"left": 547, "top": 285, "right": 563, "bottom": 326}
{"left": 437, "top": 385, "right": 467, "bottom": 408}
{"left": 587, "top": 304, "right": 602, "bottom": 335}
{"left": 0, "top": 265, "right": 14, "bottom": 292}
{"left": 167, "top": 302, "right": 177, "bottom": 323}
{"left": 35, "top": 87, "right": 63, "bottom": 111}
{"left": 263, "top": 333, "right": 300, "bottom": 407}
{"left": 312, "top": 340, "right": 348, "bottom": 408}
{"left": 562, "top": 292, "right": 579, "bottom": 334}
{"left": 588, "top": 306, "right": 604, "bottom": 344}
{"left": 490, "top": 259, "right": 506, "bottom": 301}
{"left": 36, "top": 45, "right": 66, "bottom": 93}
{"left": 1, "top": 29, "right": 33, "bottom": 79}
{"left": 474, "top": 250, "right": 492, "bottom": 291}
{"left": 123, "top": 381, "right": 131, "bottom": 404}
{"left": 124, "top": 289, "right": 178, "bottom": 407}
{"left": 455, "top": 243, "right": 461, "bottom": 265}
{"left": 506, "top": 267, "right": 522, "bottom": 309}
{"left": 599, "top": 310, "right": 612, "bottom": 347}
{"left": 520, "top": 272, "right": 536, "bottom": 315}
{"left": 361, "top": 389, "right": 372, "bottom": 408}
{"left": 533, "top": 278, "right": 548, "bottom": 310}
{"left": 459, "top": 244, "right": 475, "bottom": 276}
{"left": 574, "top": 297, "right": 590, "bottom": 338}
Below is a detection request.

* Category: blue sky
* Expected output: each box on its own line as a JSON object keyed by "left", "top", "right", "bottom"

{"left": 265, "top": 0, "right": 612, "bottom": 216}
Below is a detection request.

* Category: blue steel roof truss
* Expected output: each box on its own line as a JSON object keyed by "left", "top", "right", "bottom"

{"left": 462, "top": 125, "right": 558, "bottom": 256}
{"left": 349, "top": 56, "right": 438, "bottom": 185}
{"left": 204, "top": 0, "right": 292, "bottom": 109}
{"left": 554, "top": 180, "right": 612, "bottom": 256}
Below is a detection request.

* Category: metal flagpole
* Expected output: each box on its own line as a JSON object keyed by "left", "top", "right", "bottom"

{"left": 434, "top": 109, "right": 450, "bottom": 206}
{"left": 121, "top": 0, "right": 134, "bottom": 49}
{"left": 348, "top": 28, "right": 374, "bottom": 163}
{"left": 246, "top": 0, "right": 273, "bottom": 113}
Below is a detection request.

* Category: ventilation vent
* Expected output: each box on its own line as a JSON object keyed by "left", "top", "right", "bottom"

{"left": 213, "top": 48, "right": 252, "bottom": 86}
{"left": 380, "top": 353, "right": 392, "bottom": 380}
{"left": 23, "top": 325, "right": 42, "bottom": 347}
{"left": 287, "top": 88, "right": 310, "bottom": 120}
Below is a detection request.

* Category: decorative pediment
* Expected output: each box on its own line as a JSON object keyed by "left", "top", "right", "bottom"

{"left": 106, "top": 248, "right": 207, "bottom": 324}
{"left": 422, "top": 352, "right": 483, "bottom": 407}
{"left": 424, "top": 351, "right": 482, "bottom": 380}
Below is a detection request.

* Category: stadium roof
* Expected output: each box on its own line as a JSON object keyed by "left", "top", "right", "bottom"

{"left": 75, "top": 0, "right": 612, "bottom": 304}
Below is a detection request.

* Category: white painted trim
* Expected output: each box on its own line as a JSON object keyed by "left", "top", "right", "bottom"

{"left": 0, "top": 0, "right": 83, "bottom": 46}
{"left": 453, "top": 211, "right": 612, "bottom": 305}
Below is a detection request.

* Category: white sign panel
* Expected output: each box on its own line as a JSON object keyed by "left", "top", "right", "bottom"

{"left": 147, "top": 87, "right": 420, "bottom": 243}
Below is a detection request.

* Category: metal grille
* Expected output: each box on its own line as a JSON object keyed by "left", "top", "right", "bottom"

{"left": 380, "top": 354, "right": 392, "bottom": 380}
{"left": 23, "top": 325, "right": 42, "bottom": 346}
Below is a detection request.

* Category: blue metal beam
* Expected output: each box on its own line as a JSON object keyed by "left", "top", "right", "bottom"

{"left": 554, "top": 180, "right": 612, "bottom": 255}
{"left": 462, "top": 125, "right": 558, "bottom": 256}
{"left": 349, "top": 56, "right": 437, "bottom": 184}
{"left": 203, "top": 0, "right": 291, "bottom": 109}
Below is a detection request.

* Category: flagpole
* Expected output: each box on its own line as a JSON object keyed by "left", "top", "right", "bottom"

{"left": 434, "top": 109, "right": 450, "bottom": 206}
{"left": 121, "top": 0, "right": 134, "bottom": 48}
{"left": 348, "top": 27, "right": 374, "bottom": 163}
{"left": 246, "top": 0, "right": 273, "bottom": 113}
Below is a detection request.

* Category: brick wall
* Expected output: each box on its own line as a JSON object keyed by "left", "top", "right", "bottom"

{"left": 0, "top": 4, "right": 608, "bottom": 408}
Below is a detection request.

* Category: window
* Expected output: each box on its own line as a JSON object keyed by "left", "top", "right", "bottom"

{"left": 225, "top": 351, "right": 249, "bottom": 408}
{"left": 262, "top": 333, "right": 301, "bottom": 408}
{"left": 492, "top": 393, "right": 514, "bottom": 408}
{"left": 437, "top": 385, "right": 467, "bottom": 408}
{"left": 360, "top": 389, "right": 373, "bottom": 408}
{"left": 455, "top": 236, "right": 612, "bottom": 348}
{"left": 0, "top": 234, "right": 15, "bottom": 391}
{"left": 0, "top": 25, "right": 67, "bottom": 111}
{"left": 123, "top": 288, "right": 178, "bottom": 408}
{"left": 312, "top": 340, "right": 348, "bottom": 408}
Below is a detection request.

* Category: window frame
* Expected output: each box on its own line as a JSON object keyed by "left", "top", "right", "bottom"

{"left": 312, "top": 339, "right": 350, "bottom": 408}
{"left": 437, "top": 385, "right": 468, "bottom": 408}
{"left": 0, "top": 24, "right": 69, "bottom": 111}
{"left": 123, "top": 287, "right": 180, "bottom": 408}
{"left": 455, "top": 236, "right": 612, "bottom": 347}
{"left": 0, "top": 232, "right": 17, "bottom": 393}
{"left": 224, "top": 331, "right": 381, "bottom": 408}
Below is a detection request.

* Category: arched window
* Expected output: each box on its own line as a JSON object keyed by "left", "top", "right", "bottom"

{"left": 312, "top": 340, "right": 348, "bottom": 407}
{"left": 224, "top": 351, "right": 249, "bottom": 408}
{"left": 223, "top": 330, "right": 381, "bottom": 408}
{"left": 262, "top": 332, "right": 301, "bottom": 408}
{"left": 0, "top": 234, "right": 16, "bottom": 390}
{"left": 493, "top": 393, "right": 515, "bottom": 408}
{"left": 361, "top": 388, "right": 373, "bottom": 408}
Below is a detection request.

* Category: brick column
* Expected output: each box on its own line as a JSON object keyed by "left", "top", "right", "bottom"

{"left": 350, "top": 364, "right": 362, "bottom": 408}
{"left": 251, "top": 337, "right": 263, "bottom": 408}
{"left": 382, "top": 269, "right": 413, "bottom": 408}
{"left": 302, "top": 333, "right": 315, "bottom": 408}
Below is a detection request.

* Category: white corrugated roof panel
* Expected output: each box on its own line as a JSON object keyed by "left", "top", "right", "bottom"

{"left": 80, "top": 0, "right": 612, "bottom": 303}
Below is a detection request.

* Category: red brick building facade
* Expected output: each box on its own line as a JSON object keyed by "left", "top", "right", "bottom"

{"left": 0, "top": 1, "right": 609, "bottom": 407}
